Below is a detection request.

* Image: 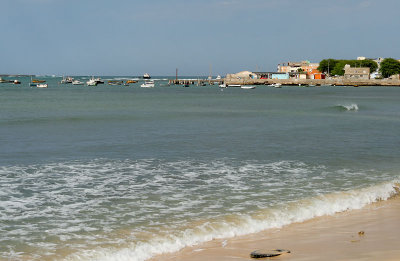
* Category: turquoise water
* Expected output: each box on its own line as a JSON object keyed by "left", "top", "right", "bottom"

{"left": 1, "top": 77, "right": 399, "bottom": 260}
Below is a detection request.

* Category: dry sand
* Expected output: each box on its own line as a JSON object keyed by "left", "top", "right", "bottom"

{"left": 151, "top": 196, "right": 400, "bottom": 261}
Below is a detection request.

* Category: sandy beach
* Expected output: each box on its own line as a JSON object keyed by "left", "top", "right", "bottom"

{"left": 151, "top": 195, "right": 400, "bottom": 261}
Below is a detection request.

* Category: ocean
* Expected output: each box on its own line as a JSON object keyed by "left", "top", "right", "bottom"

{"left": 1, "top": 76, "right": 399, "bottom": 261}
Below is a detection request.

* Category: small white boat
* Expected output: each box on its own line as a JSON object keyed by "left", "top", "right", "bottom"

{"left": 72, "top": 80, "right": 84, "bottom": 85}
{"left": 216, "top": 75, "right": 221, "bottom": 80}
{"left": 87, "top": 78, "right": 98, "bottom": 86}
{"left": 141, "top": 80, "right": 155, "bottom": 88}
{"left": 143, "top": 73, "right": 151, "bottom": 79}
{"left": 227, "top": 84, "right": 241, "bottom": 87}
{"left": 37, "top": 83, "right": 48, "bottom": 88}
{"left": 219, "top": 83, "right": 227, "bottom": 88}
{"left": 241, "top": 85, "right": 256, "bottom": 89}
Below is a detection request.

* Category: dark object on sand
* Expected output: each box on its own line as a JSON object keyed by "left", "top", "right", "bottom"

{"left": 250, "top": 249, "right": 291, "bottom": 258}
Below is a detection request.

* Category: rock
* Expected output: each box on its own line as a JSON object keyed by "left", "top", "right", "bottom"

{"left": 250, "top": 249, "right": 291, "bottom": 258}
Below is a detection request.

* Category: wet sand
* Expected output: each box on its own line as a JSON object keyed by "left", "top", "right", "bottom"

{"left": 151, "top": 196, "right": 400, "bottom": 261}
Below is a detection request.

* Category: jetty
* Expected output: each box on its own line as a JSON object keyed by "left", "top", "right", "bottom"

{"left": 168, "top": 79, "right": 223, "bottom": 86}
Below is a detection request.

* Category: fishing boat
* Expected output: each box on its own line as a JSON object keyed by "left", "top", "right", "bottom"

{"left": 143, "top": 73, "right": 151, "bottom": 79}
{"left": 219, "top": 83, "right": 227, "bottom": 88}
{"left": 126, "top": 80, "right": 138, "bottom": 84}
{"left": 72, "top": 80, "right": 84, "bottom": 85}
{"left": 216, "top": 75, "right": 221, "bottom": 80}
{"left": 108, "top": 80, "right": 123, "bottom": 85}
{"left": 273, "top": 83, "right": 282, "bottom": 88}
{"left": 227, "top": 84, "right": 242, "bottom": 87}
{"left": 37, "top": 83, "right": 48, "bottom": 88}
{"left": 141, "top": 80, "right": 155, "bottom": 88}
{"left": 13, "top": 80, "right": 21, "bottom": 85}
{"left": 32, "top": 79, "right": 46, "bottom": 83}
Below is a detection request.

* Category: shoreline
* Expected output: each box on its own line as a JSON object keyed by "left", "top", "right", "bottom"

{"left": 150, "top": 195, "right": 400, "bottom": 261}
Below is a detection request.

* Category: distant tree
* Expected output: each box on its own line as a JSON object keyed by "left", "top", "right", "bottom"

{"left": 318, "top": 59, "right": 337, "bottom": 75}
{"left": 379, "top": 58, "right": 400, "bottom": 78}
{"left": 319, "top": 59, "right": 378, "bottom": 76}
{"left": 297, "top": 68, "right": 304, "bottom": 73}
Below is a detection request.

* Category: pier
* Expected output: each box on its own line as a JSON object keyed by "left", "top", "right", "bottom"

{"left": 168, "top": 79, "right": 224, "bottom": 86}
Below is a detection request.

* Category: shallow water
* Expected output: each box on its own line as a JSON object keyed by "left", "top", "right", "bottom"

{"left": 1, "top": 77, "right": 399, "bottom": 260}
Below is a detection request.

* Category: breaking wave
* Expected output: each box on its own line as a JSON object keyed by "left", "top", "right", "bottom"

{"left": 64, "top": 180, "right": 399, "bottom": 261}
{"left": 335, "top": 104, "right": 359, "bottom": 111}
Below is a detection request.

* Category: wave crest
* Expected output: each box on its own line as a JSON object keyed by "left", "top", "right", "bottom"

{"left": 65, "top": 179, "right": 400, "bottom": 261}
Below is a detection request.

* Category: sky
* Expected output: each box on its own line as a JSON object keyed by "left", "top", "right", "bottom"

{"left": 0, "top": 0, "right": 399, "bottom": 76}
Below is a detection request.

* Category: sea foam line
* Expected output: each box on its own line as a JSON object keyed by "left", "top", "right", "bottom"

{"left": 65, "top": 179, "right": 400, "bottom": 261}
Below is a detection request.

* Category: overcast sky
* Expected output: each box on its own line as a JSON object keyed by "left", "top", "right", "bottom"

{"left": 1, "top": 0, "right": 399, "bottom": 76}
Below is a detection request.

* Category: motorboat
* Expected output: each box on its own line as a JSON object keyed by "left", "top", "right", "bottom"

{"left": 143, "top": 73, "right": 151, "bottom": 79}
{"left": 274, "top": 83, "right": 282, "bottom": 88}
{"left": 37, "top": 83, "right": 48, "bottom": 88}
{"left": 241, "top": 85, "right": 256, "bottom": 89}
{"left": 13, "top": 80, "right": 21, "bottom": 84}
{"left": 216, "top": 75, "right": 221, "bottom": 80}
{"left": 227, "top": 84, "right": 241, "bottom": 87}
{"left": 141, "top": 80, "right": 155, "bottom": 88}
{"left": 94, "top": 77, "right": 104, "bottom": 84}
{"left": 72, "top": 80, "right": 84, "bottom": 85}
{"left": 87, "top": 77, "right": 98, "bottom": 86}
{"left": 126, "top": 80, "right": 138, "bottom": 84}
{"left": 219, "top": 83, "right": 227, "bottom": 88}
{"left": 60, "top": 76, "right": 73, "bottom": 84}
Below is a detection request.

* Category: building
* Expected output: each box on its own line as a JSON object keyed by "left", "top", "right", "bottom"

{"left": 344, "top": 65, "right": 370, "bottom": 80}
{"left": 254, "top": 72, "right": 290, "bottom": 80}
{"left": 278, "top": 61, "right": 320, "bottom": 74}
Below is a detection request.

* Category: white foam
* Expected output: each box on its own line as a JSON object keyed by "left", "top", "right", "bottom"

{"left": 64, "top": 179, "right": 399, "bottom": 261}
{"left": 339, "top": 103, "right": 359, "bottom": 111}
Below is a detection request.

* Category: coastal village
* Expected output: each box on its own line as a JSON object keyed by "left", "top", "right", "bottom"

{"left": 224, "top": 57, "right": 400, "bottom": 87}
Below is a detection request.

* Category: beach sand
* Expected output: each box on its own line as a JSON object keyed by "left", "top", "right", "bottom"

{"left": 151, "top": 196, "right": 400, "bottom": 261}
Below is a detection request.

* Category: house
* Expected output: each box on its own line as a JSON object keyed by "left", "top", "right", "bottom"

{"left": 254, "top": 72, "right": 290, "bottom": 80}
{"left": 278, "top": 61, "right": 320, "bottom": 74}
{"left": 344, "top": 65, "right": 370, "bottom": 80}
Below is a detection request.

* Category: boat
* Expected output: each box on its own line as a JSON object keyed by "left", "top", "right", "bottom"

{"left": 32, "top": 79, "right": 46, "bottom": 83}
{"left": 108, "top": 80, "right": 123, "bottom": 85}
{"left": 126, "top": 80, "right": 137, "bottom": 84}
{"left": 0, "top": 77, "right": 8, "bottom": 83}
{"left": 141, "top": 80, "right": 155, "bottom": 88}
{"left": 227, "top": 84, "right": 241, "bottom": 87}
{"left": 60, "top": 76, "right": 73, "bottom": 84}
{"left": 273, "top": 83, "right": 282, "bottom": 88}
{"left": 143, "top": 73, "right": 151, "bottom": 79}
{"left": 241, "top": 85, "right": 256, "bottom": 89}
{"left": 216, "top": 75, "right": 221, "bottom": 80}
{"left": 72, "top": 80, "right": 84, "bottom": 85}
{"left": 94, "top": 77, "right": 104, "bottom": 84}
{"left": 183, "top": 83, "right": 189, "bottom": 87}
{"left": 13, "top": 80, "right": 21, "bottom": 85}
{"left": 37, "top": 83, "right": 48, "bottom": 88}
{"left": 219, "top": 83, "right": 227, "bottom": 88}
{"left": 87, "top": 77, "right": 98, "bottom": 86}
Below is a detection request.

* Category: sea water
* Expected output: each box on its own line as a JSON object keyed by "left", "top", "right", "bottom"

{"left": 0, "top": 77, "right": 399, "bottom": 261}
